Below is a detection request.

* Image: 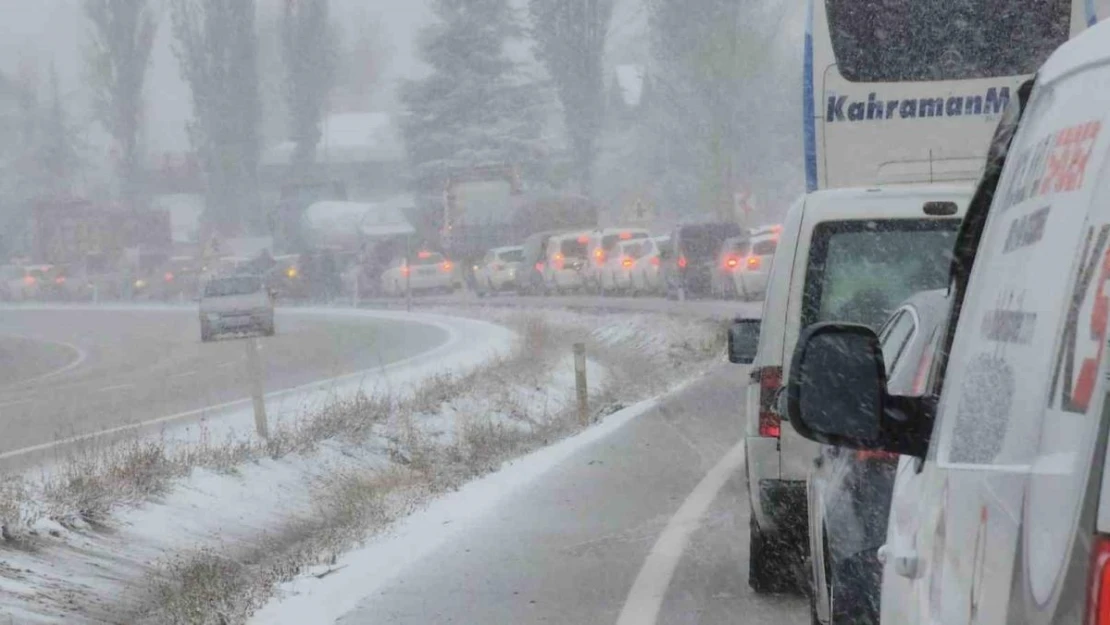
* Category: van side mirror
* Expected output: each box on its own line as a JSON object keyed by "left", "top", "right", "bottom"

{"left": 786, "top": 323, "right": 931, "bottom": 458}
{"left": 727, "top": 318, "right": 761, "bottom": 364}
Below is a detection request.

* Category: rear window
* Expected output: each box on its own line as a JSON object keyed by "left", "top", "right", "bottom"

{"left": 679, "top": 223, "right": 744, "bottom": 260}
{"left": 752, "top": 239, "right": 778, "bottom": 256}
{"left": 560, "top": 239, "right": 587, "bottom": 257}
{"left": 601, "top": 232, "right": 647, "bottom": 251}
{"left": 205, "top": 276, "right": 263, "bottom": 297}
{"left": 725, "top": 239, "right": 750, "bottom": 255}
{"left": 499, "top": 249, "right": 523, "bottom": 263}
{"left": 802, "top": 219, "right": 959, "bottom": 330}
{"left": 411, "top": 253, "right": 444, "bottom": 266}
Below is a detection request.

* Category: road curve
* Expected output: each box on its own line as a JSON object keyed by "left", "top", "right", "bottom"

{"left": 0, "top": 307, "right": 451, "bottom": 461}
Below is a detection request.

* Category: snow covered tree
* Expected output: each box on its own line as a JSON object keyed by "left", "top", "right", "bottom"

{"left": 646, "top": 0, "right": 796, "bottom": 220}
{"left": 400, "top": 0, "right": 549, "bottom": 195}
{"left": 170, "top": 0, "right": 262, "bottom": 236}
{"left": 529, "top": 0, "right": 613, "bottom": 195}
{"left": 282, "top": 0, "right": 335, "bottom": 168}
{"left": 84, "top": 0, "right": 157, "bottom": 207}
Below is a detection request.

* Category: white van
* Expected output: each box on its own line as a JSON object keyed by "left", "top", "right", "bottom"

{"left": 784, "top": 20, "right": 1110, "bottom": 625}
{"left": 729, "top": 184, "right": 970, "bottom": 593}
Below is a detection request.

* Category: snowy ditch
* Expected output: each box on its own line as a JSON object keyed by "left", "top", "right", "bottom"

{"left": 0, "top": 307, "right": 724, "bottom": 624}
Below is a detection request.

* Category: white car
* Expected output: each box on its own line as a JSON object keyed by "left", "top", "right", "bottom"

{"left": 198, "top": 274, "right": 275, "bottom": 342}
{"left": 0, "top": 265, "right": 44, "bottom": 301}
{"left": 380, "top": 252, "right": 456, "bottom": 296}
{"left": 598, "top": 238, "right": 648, "bottom": 293}
{"left": 728, "top": 184, "right": 970, "bottom": 594}
{"left": 788, "top": 25, "right": 1110, "bottom": 625}
{"left": 584, "top": 228, "right": 650, "bottom": 291}
{"left": 542, "top": 232, "right": 590, "bottom": 294}
{"left": 630, "top": 236, "right": 669, "bottom": 295}
{"left": 473, "top": 246, "right": 523, "bottom": 296}
{"left": 717, "top": 229, "right": 779, "bottom": 301}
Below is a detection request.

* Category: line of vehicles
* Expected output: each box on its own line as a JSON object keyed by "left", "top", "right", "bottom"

{"left": 724, "top": 12, "right": 1110, "bottom": 625}
{"left": 382, "top": 222, "right": 780, "bottom": 302}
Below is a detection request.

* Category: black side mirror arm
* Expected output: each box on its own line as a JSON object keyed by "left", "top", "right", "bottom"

{"left": 881, "top": 395, "right": 936, "bottom": 459}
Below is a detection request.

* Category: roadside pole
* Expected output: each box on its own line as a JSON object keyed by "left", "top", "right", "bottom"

{"left": 574, "top": 343, "right": 589, "bottom": 426}
{"left": 246, "top": 337, "right": 269, "bottom": 439}
{"left": 405, "top": 235, "right": 413, "bottom": 313}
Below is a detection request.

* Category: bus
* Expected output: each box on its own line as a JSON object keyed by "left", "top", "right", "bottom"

{"left": 805, "top": 0, "right": 1107, "bottom": 191}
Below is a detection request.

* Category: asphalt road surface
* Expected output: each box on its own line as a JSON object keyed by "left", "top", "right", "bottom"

{"left": 337, "top": 364, "right": 808, "bottom": 625}
{"left": 0, "top": 307, "right": 449, "bottom": 461}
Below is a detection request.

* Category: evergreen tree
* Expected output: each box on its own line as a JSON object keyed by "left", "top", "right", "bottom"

{"left": 400, "top": 0, "right": 548, "bottom": 195}
{"left": 282, "top": 0, "right": 335, "bottom": 169}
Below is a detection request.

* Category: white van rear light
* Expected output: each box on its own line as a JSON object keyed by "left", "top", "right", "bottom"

{"left": 754, "top": 366, "right": 783, "bottom": 438}
{"left": 1087, "top": 535, "right": 1110, "bottom": 625}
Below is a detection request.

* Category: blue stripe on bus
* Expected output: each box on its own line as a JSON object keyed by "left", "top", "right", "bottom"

{"left": 803, "top": 0, "right": 818, "bottom": 192}
{"left": 1087, "top": 0, "right": 1098, "bottom": 26}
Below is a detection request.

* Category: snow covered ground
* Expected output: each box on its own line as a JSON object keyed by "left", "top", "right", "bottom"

{"left": 0, "top": 307, "right": 722, "bottom": 624}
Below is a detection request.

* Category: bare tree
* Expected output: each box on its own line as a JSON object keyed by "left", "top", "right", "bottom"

{"left": 170, "top": 0, "right": 261, "bottom": 236}
{"left": 84, "top": 0, "right": 156, "bottom": 207}
{"left": 530, "top": 0, "right": 614, "bottom": 195}
{"left": 282, "top": 0, "right": 335, "bottom": 169}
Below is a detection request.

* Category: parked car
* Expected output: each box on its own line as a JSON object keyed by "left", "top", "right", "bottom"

{"left": 198, "top": 274, "right": 275, "bottom": 342}
{"left": 727, "top": 184, "right": 970, "bottom": 594}
{"left": 598, "top": 238, "right": 649, "bottom": 293}
{"left": 516, "top": 230, "right": 564, "bottom": 295}
{"left": 380, "top": 251, "right": 456, "bottom": 297}
{"left": 784, "top": 27, "right": 1110, "bottom": 625}
{"left": 474, "top": 246, "right": 524, "bottom": 296}
{"left": 630, "top": 235, "right": 670, "bottom": 295}
{"left": 807, "top": 289, "right": 948, "bottom": 625}
{"left": 664, "top": 222, "right": 744, "bottom": 299}
{"left": 543, "top": 232, "right": 590, "bottom": 294}
{"left": 584, "top": 228, "right": 650, "bottom": 292}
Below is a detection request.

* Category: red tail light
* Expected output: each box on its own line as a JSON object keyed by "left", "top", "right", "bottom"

{"left": 554, "top": 253, "right": 565, "bottom": 270}
{"left": 594, "top": 248, "right": 606, "bottom": 265}
{"left": 401, "top": 266, "right": 411, "bottom": 277}
{"left": 54, "top": 276, "right": 66, "bottom": 285}
{"left": 441, "top": 261, "right": 454, "bottom": 272}
{"left": 23, "top": 275, "right": 36, "bottom": 286}
{"left": 619, "top": 231, "right": 633, "bottom": 240}
{"left": 651, "top": 256, "right": 660, "bottom": 267}
{"left": 747, "top": 256, "right": 762, "bottom": 270}
{"left": 677, "top": 255, "right": 688, "bottom": 269}
{"left": 164, "top": 272, "right": 175, "bottom": 283}
{"left": 1087, "top": 535, "right": 1110, "bottom": 625}
{"left": 725, "top": 256, "right": 739, "bottom": 270}
{"left": 622, "top": 257, "right": 634, "bottom": 268}
{"left": 755, "top": 366, "right": 783, "bottom": 438}
{"left": 535, "top": 262, "right": 544, "bottom": 272}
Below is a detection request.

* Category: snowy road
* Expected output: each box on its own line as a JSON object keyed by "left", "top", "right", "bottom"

{"left": 254, "top": 365, "right": 808, "bottom": 625}
{"left": 356, "top": 293, "right": 761, "bottom": 321}
{"left": 0, "top": 307, "right": 453, "bottom": 465}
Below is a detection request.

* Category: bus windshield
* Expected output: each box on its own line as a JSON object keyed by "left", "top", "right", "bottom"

{"left": 826, "top": 0, "right": 1070, "bottom": 82}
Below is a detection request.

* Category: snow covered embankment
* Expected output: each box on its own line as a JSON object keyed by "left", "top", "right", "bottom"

{"left": 0, "top": 310, "right": 722, "bottom": 624}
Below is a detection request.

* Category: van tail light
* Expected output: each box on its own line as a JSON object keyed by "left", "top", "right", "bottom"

{"left": 747, "top": 256, "right": 762, "bottom": 270}
{"left": 725, "top": 256, "right": 739, "bottom": 270}
{"left": 651, "top": 256, "right": 660, "bottom": 267}
{"left": 677, "top": 255, "right": 688, "bottom": 269}
{"left": 753, "top": 366, "right": 783, "bottom": 438}
{"left": 622, "top": 257, "right": 634, "bottom": 268}
{"left": 1087, "top": 534, "right": 1110, "bottom": 625}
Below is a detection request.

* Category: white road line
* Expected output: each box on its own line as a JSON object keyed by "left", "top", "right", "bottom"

{"left": 98, "top": 383, "right": 136, "bottom": 393}
{"left": 0, "top": 334, "right": 88, "bottom": 390}
{"left": 616, "top": 439, "right": 747, "bottom": 625}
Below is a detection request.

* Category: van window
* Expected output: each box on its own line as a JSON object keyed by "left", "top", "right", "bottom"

{"left": 205, "top": 276, "right": 262, "bottom": 297}
{"left": 678, "top": 223, "right": 745, "bottom": 261}
{"left": 803, "top": 219, "right": 959, "bottom": 330}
